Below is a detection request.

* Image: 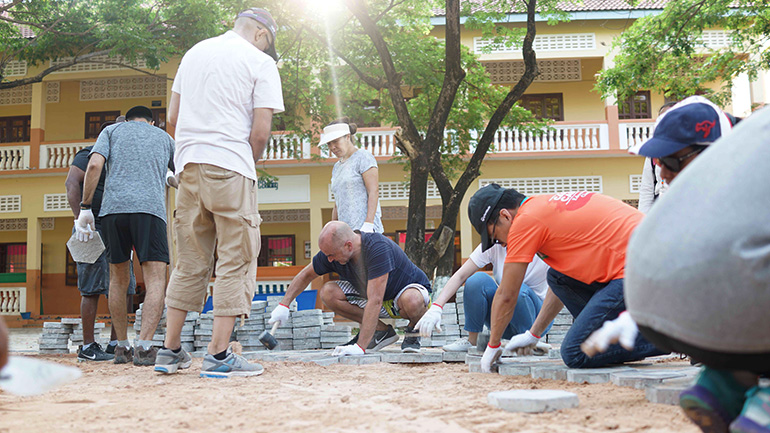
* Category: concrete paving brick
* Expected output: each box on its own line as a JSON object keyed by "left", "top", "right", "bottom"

{"left": 293, "top": 327, "right": 321, "bottom": 338}
{"left": 312, "top": 357, "right": 340, "bottom": 366}
{"left": 337, "top": 354, "right": 382, "bottom": 365}
{"left": 610, "top": 370, "right": 689, "bottom": 389}
{"left": 531, "top": 365, "right": 569, "bottom": 381}
{"left": 488, "top": 389, "right": 579, "bottom": 413}
{"left": 468, "top": 361, "right": 499, "bottom": 373}
{"left": 548, "top": 348, "right": 562, "bottom": 359}
{"left": 291, "top": 310, "right": 323, "bottom": 318}
{"left": 60, "top": 318, "right": 82, "bottom": 325}
{"left": 646, "top": 378, "right": 694, "bottom": 405}
{"left": 322, "top": 324, "right": 352, "bottom": 332}
{"left": 565, "top": 367, "right": 634, "bottom": 384}
{"left": 498, "top": 363, "right": 533, "bottom": 376}
{"left": 381, "top": 352, "right": 443, "bottom": 363}
{"left": 465, "top": 354, "right": 481, "bottom": 364}
{"left": 292, "top": 317, "right": 324, "bottom": 327}
{"left": 442, "top": 351, "right": 466, "bottom": 362}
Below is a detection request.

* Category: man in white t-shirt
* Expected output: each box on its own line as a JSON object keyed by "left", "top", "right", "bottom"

{"left": 415, "top": 242, "right": 562, "bottom": 352}
{"left": 155, "top": 8, "right": 284, "bottom": 378}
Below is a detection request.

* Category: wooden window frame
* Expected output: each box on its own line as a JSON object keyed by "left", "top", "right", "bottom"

{"left": 65, "top": 247, "right": 78, "bottom": 286}
{"left": 84, "top": 110, "right": 120, "bottom": 139}
{"left": 258, "top": 235, "right": 296, "bottom": 267}
{"left": 619, "top": 91, "right": 652, "bottom": 120}
{"left": 0, "top": 115, "right": 31, "bottom": 143}
{"left": 520, "top": 93, "right": 564, "bottom": 121}
{"left": 0, "top": 243, "right": 26, "bottom": 273}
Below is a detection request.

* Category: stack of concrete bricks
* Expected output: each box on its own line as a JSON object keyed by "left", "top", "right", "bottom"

{"left": 545, "top": 307, "right": 572, "bottom": 345}
{"left": 70, "top": 321, "right": 106, "bottom": 347}
{"left": 420, "top": 285, "right": 468, "bottom": 348}
{"left": 194, "top": 312, "right": 215, "bottom": 352}
{"left": 320, "top": 323, "right": 353, "bottom": 349}
{"left": 38, "top": 319, "right": 78, "bottom": 354}
{"left": 291, "top": 310, "right": 323, "bottom": 350}
{"left": 264, "top": 296, "right": 297, "bottom": 350}
{"left": 133, "top": 303, "right": 167, "bottom": 348}
{"left": 235, "top": 301, "right": 268, "bottom": 351}
{"left": 180, "top": 311, "right": 198, "bottom": 352}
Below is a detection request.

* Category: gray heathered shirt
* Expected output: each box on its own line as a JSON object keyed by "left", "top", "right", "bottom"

{"left": 331, "top": 149, "right": 383, "bottom": 232}
{"left": 625, "top": 107, "right": 770, "bottom": 354}
{"left": 91, "top": 121, "right": 175, "bottom": 222}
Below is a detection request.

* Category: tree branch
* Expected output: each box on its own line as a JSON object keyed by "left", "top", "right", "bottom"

{"left": 301, "top": 24, "right": 387, "bottom": 90}
{"left": 0, "top": 50, "right": 112, "bottom": 89}
{"left": 344, "top": 0, "right": 422, "bottom": 149}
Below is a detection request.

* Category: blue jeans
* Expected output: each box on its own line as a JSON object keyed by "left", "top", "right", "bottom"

{"left": 463, "top": 272, "right": 551, "bottom": 339}
{"left": 547, "top": 268, "right": 667, "bottom": 368}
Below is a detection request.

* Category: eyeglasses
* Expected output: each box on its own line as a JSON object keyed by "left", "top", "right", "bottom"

{"left": 655, "top": 147, "right": 706, "bottom": 172}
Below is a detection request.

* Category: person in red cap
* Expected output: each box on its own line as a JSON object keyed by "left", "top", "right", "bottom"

{"left": 156, "top": 8, "right": 284, "bottom": 378}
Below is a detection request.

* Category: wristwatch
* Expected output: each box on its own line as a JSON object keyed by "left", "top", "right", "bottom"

{"left": 79, "top": 202, "right": 92, "bottom": 210}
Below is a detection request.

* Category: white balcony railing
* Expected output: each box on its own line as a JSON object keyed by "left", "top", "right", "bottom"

{"left": 265, "top": 134, "right": 310, "bottom": 161}
{"left": 619, "top": 121, "right": 656, "bottom": 150}
{"left": 206, "top": 279, "right": 310, "bottom": 298}
{"left": 40, "top": 142, "right": 91, "bottom": 169}
{"left": 0, "top": 287, "right": 26, "bottom": 315}
{"left": 493, "top": 123, "right": 610, "bottom": 152}
{"left": 0, "top": 145, "right": 30, "bottom": 171}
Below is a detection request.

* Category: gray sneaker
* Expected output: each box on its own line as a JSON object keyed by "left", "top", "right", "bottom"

{"left": 368, "top": 325, "right": 399, "bottom": 352}
{"left": 133, "top": 346, "right": 159, "bottom": 366}
{"left": 200, "top": 352, "right": 264, "bottom": 378}
{"left": 113, "top": 346, "right": 134, "bottom": 364}
{"left": 401, "top": 327, "right": 421, "bottom": 353}
{"left": 154, "top": 347, "right": 193, "bottom": 374}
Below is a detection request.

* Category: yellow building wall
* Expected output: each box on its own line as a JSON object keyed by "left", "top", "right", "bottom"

{"left": 0, "top": 104, "right": 31, "bottom": 118}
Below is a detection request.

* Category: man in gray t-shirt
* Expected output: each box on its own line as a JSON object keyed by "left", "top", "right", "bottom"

{"left": 76, "top": 105, "right": 174, "bottom": 367}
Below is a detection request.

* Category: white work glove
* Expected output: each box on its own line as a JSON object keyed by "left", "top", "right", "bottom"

{"left": 414, "top": 303, "right": 443, "bottom": 337}
{"left": 504, "top": 330, "right": 540, "bottom": 356}
{"left": 360, "top": 222, "right": 375, "bottom": 233}
{"left": 165, "top": 170, "right": 178, "bottom": 188}
{"left": 480, "top": 343, "right": 503, "bottom": 373}
{"left": 581, "top": 311, "right": 639, "bottom": 357}
{"left": 332, "top": 343, "right": 365, "bottom": 357}
{"left": 267, "top": 304, "right": 290, "bottom": 326}
{"left": 74, "top": 210, "right": 94, "bottom": 242}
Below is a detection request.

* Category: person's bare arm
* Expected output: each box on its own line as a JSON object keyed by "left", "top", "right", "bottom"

{"left": 280, "top": 264, "right": 319, "bottom": 306}
{"left": 64, "top": 165, "right": 86, "bottom": 218}
{"left": 434, "top": 259, "right": 480, "bottom": 306}
{"left": 489, "top": 262, "right": 528, "bottom": 346}
{"left": 530, "top": 288, "right": 564, "bottom": 338}
{"left": 168, "top": 92, "right": 180, "bottom": 128}
{"left": 361, "top": 167, "right": 379, "bottom": 224}
{"left": 250, "top": 108, "right": 274, "bottom": 163}
{"left": 356, "top": 273, "right": 388, "bottom": 350}
{"left": 82, "top": 153, "right": 106, "bottom": 206}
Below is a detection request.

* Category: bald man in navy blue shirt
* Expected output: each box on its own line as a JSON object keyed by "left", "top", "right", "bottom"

{"left": 268, "top": 221, "right": 431, "bottom": 354}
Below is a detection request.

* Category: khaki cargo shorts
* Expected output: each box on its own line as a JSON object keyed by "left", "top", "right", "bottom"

{"left": 166, "top": 163, "right": 261, "bottom": 317}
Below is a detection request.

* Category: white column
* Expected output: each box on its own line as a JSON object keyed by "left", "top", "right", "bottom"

{"left": 731, "top": 72, "right": 752, "bottom": 117}
{"left": 750, "top": 70, "right": 770, "bottom": 107}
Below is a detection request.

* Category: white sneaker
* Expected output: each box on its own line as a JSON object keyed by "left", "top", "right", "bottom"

{"left": 442, "top": 337, "right": 473, "bottom": 352}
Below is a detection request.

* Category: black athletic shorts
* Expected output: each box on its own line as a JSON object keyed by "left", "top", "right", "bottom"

{"left": 100, "top": 213, "right": 169, "bottom": 264}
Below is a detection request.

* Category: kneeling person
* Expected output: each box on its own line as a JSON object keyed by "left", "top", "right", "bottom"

{"left": 269, "top": 222, "right": 431, "bottom": 354}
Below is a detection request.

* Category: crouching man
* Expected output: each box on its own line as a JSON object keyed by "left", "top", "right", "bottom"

{"left": 269, "top": 221, "right": 431, "bottom": 354}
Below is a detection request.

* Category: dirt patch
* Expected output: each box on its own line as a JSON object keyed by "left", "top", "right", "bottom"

{"left": 0, "top": 355, "right": 698, "bottom": 433}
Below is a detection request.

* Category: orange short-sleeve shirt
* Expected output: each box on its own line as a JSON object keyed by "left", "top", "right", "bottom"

{"left": 505, "top": 192, "right": 643, "bottom": 284}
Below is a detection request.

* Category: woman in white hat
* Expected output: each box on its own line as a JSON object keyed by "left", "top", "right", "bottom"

{"left": 320, "top": 118, "right": 383, "bottom": 233}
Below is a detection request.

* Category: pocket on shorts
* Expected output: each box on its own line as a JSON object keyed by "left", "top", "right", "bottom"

{"left": 240, "top": 213, "right": 262, "bottom": 262}
{"left": 201, "top": 164, "right": 237, "bottom": 180}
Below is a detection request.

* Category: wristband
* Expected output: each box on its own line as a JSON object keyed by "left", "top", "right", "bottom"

{"left": 488, "top": 342, "right": 501, "bottom": 349}
{"left": 79, "top": 203, "right": 92, "bottom": 210}
{"left": 432, "top": 303, "right": 443, "bottom": 310}
{"left": 356, "top": 343, "right": 365, "bottom": 353}
{"left": 279, "top": 303, "right": 289, "bottom": 308}
{"left": 531, "top": 332, "right": 541, "bottom": 339}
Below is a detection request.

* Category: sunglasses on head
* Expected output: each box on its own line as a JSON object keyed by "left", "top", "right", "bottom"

{"left": 655, "top": 146, "right": 706, "bottom": 172}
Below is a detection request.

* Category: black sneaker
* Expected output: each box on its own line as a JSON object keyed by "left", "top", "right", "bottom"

{"left": 343, "top": 333, "right": 359, "bottom": 346}
{"left": 401, "top": 327, "right": 421, "bottom": 353}
{"left": 368, "top": 325, "right": 398, "bottom": 352}
{"left": 77, "top": 343, "right": 114, "bottom": 362}
{"left": 105, "top": 343, "right": 117, "bottom": 355}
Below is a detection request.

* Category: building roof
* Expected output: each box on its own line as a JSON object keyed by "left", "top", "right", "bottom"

{"left": 434, "top": 0, "right": 670, "bottom": 16}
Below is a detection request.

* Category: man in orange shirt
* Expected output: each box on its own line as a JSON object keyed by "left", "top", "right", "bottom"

{"left": 468, "top": 184, "right": 666, "bottom": 372}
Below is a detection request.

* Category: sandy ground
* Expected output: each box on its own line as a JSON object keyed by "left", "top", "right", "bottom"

{"left": 0, "top": 353, "right": 699, "bottom": 433}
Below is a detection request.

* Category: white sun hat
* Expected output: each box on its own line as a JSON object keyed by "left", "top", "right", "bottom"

{"left": 318, "top": 123, "right": 351, "bottom": 145}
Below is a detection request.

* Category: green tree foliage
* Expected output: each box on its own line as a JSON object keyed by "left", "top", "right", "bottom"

{"left": 0, "top": 0, "right": 227, "bottom": 88}
{"left": 596, "top": 0, "right": 770, "bottom": 105}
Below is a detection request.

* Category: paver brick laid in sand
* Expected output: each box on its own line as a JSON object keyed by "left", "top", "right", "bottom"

{"left": 488, "top": 390, "right": 580, "bottom": 413}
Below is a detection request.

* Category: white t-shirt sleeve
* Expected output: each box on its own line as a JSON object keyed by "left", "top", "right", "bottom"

{"left": 253, "top": 60, "right": 285, "bottom": 113}
{"left": 468, "top": 244, "right": 492, "bottom": 268}
{"left": 521, "top": 255, "right": 550, "bottom": 300}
